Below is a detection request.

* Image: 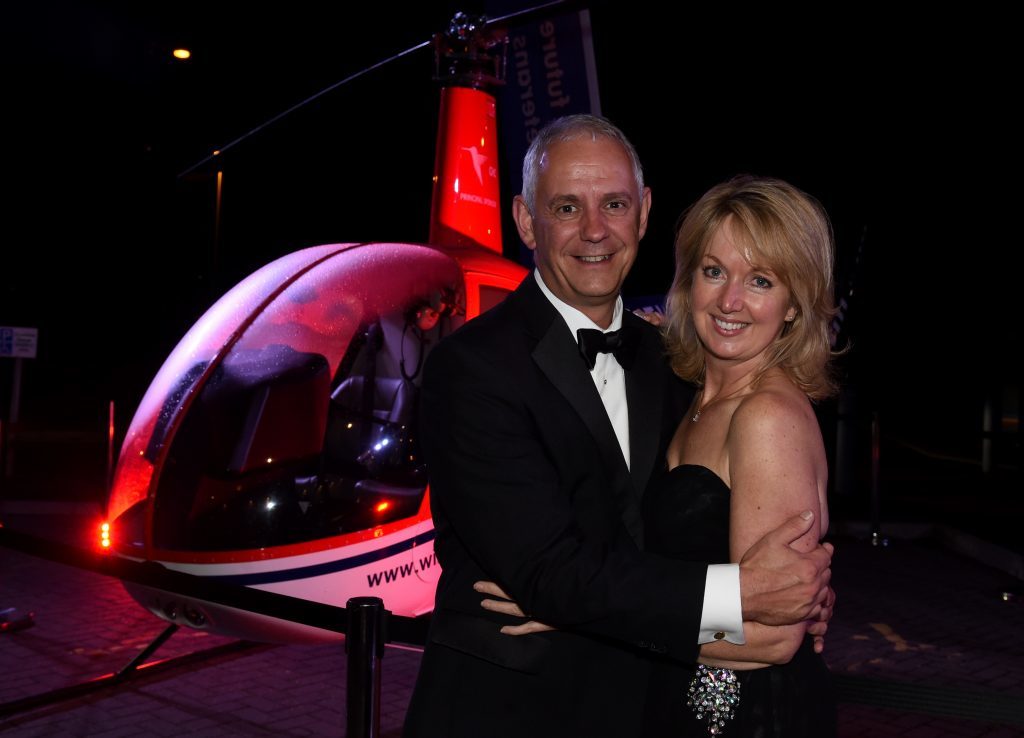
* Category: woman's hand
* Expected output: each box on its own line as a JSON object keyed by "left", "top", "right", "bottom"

{"left": 632, "top": 306, "right": 664, "bottom": 326}
{"left": 807, "top": 584, "right": 836, "bottom": 653}
{"left": 474, "top": 580, "right": 556, "bottom": 635}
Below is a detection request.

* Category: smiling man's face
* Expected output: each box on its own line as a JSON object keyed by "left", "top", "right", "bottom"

{"left": 514, "top": 136, "right": 651, "bottom": 328}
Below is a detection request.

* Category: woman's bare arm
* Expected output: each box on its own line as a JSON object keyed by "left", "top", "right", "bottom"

{"left": 697, "top": 388, "right": 826, "bottom": 668}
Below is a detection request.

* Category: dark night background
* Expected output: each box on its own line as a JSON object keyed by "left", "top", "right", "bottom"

{"left": 2, "top": 2, "right": 1019, "bottom": 539}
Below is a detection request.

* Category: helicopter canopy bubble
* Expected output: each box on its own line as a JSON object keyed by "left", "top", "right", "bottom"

{"left": 108, "top": 242, "right": 465, "bottom": 558}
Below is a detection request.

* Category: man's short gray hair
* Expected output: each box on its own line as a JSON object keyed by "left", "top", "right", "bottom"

{"left": 521, "top": 114, "right": 645, "bottom": 213}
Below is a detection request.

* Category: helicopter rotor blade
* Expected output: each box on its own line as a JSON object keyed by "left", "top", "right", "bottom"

{"left": 177, "top": 37, "right": 432, "bottom": 178}
{"left": 487, "top": 0, "right": 583, "bottom": 27}
{"left": 176, "top": 0, "right": 586, "bottom": 179}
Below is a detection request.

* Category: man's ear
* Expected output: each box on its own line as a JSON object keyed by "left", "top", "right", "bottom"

{"left": 513, "top": 195, "right": 537, "bottom": 251}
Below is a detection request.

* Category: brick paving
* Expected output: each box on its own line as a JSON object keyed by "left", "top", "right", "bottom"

{"left": 1, "top": 508, "right": 1023, "bottom": 737}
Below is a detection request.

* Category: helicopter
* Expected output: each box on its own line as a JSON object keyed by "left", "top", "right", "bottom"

{"left": 91, "top": 3, "right": 919, "bottom": 648}
{"left": 98, "top": 7, "right": 603, "bottom": 644}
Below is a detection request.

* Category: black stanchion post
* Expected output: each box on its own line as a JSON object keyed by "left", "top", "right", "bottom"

{"left": 346, "top": 596, "right": 387, "bottom": 738}
{"left": 870, "top": 410, "right": 888, "bottom": 547}
{"left": 982, "top": 395, "right": 993, "bottom": 475}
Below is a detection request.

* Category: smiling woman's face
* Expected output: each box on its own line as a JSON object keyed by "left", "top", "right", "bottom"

{"left": 691, "top": 216, "right": 797, "bottom": 369}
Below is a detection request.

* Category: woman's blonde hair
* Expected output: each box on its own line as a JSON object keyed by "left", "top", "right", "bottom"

{"left": 663, "top": 175, "right": 839, "bottom": 400}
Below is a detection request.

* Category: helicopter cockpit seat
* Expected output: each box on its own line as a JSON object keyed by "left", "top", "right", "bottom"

{"left": 224, "top": 348, "right": 332, "bottom": 475}
{"left": 325, "top": 376, "right": 413, "bottom": 465}
{"left": 150, "top": 344, "right": 331, "bottom": 551}
{"left": 323, "top": 374, "right": 425, "bottom": 513}
{"left": 329, "top": 375, "right": 413, "bottom": 427}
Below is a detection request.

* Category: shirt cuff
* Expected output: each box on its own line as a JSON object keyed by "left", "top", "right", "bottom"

{"left": 698, "top": 563, "right": 745, "bottom": 645}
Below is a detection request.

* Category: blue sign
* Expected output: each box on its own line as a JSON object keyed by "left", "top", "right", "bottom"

{"left": 0, "top": 326, "right": 38, "bottom": 359}
{"left": 488, "top": 2, "right": 602, "bottom": 266}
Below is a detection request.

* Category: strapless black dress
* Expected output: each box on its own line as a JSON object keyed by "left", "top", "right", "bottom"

{"left": 641, "top": 464, "right": 837, "bottom": 737}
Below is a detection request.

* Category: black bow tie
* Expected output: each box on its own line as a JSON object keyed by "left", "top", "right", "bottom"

{"left": 576, "top": 325, "right": 640, "bottom": 371}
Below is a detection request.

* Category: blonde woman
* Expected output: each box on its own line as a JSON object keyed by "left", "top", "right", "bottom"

{"left": 642, "top": 174, "right": 838, "bottom": 737}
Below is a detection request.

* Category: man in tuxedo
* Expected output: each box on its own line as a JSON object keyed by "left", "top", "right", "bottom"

{"left": 403, "top": 115, "right": 832, "bottom": 737}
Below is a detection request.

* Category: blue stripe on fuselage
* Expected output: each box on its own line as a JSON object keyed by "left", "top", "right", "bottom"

{"left": 201, "top": 529, "right": 436, "bottom": 585}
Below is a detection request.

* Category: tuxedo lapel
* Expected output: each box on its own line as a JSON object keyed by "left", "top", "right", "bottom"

{"left": 512, "top": 277, "right": 644, "bottom": 548}
{"left": 624, "top": 312, "right": 665, "bottom": 501}
{"left": 531, "top": 321, "right": 627, "bottom": 484}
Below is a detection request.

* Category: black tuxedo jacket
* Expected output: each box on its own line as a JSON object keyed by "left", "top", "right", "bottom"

{"left": 404, "top": 275, "right": 704, "bottom": 738}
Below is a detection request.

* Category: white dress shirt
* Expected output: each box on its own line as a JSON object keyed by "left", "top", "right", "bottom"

{"left": 534, "top": 270, "right": 744, "bottom": 645}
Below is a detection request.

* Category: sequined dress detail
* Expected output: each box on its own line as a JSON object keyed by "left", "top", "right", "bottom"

{"left": 641, "top": 464, "right": 837, "bottom": 738}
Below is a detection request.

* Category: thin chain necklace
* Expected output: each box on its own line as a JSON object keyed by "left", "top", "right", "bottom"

{"left": 690, "top": 382, "right": 754, "bottom": 423}
{"left": 690, "top": 389, "right": 705, "bottom": 423}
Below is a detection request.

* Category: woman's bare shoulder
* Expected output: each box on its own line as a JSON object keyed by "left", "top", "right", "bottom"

{"left": 731, "top": 376, "right": 813, "bottom": 436}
